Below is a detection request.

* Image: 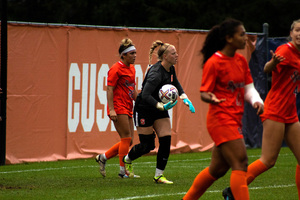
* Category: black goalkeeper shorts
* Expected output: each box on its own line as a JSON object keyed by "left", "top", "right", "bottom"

{"left": 133, "top": 105, "right": 169, "bottom": 127}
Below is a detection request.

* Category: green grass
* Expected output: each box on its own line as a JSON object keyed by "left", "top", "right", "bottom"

{"left": 0, "top": 147, "right": 298, "bottom": 200}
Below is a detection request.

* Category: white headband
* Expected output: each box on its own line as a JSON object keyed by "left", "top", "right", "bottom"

{"left": 121, "top": 46, "right": 136, "bottom": 55}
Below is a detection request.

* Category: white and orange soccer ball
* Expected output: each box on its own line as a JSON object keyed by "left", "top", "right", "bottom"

{"left": 158, "top": 84, "right": 178, "bottom": 104}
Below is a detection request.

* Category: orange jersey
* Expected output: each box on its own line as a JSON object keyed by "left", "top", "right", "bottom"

{"left": 261, "top": 42, "right": 300, "bottom": 123}
{"left": 200, "top": 51, "right": 253, "bottom": 129}
{"left": 107, "top": 61, "right": 136, "bottom": 117}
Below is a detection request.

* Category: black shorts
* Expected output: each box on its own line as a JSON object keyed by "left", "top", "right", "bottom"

{"left": 134, "top": 105, "right": 169, "bottom": 127}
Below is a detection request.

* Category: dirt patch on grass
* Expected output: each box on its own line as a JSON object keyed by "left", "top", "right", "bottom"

{"left": 0, "top": 184, "right": 22, "bottom": 190}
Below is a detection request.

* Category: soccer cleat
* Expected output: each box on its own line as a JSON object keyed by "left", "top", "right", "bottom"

{"left": 131, "top": 174, "right": 141, "bottom": 178}
{"left": 95, "top": 154, "right": 106, "bottom": 177}
{"left": 123, "top": 156, "right": 140, "bottom": 178}
{"left": 118, "top": 173, "right": 129, "bottom": 178}
{"left": 222, "top": 187, "right": 235, "bottom": 200}
{"left": 118, "top": 172, "right": 140, "bottom": 179}
{"left": 153, "top": 175, "right": 173, "bottom": 184}
{"left": 125, "top": 162, "right": 134, "bottom": 178}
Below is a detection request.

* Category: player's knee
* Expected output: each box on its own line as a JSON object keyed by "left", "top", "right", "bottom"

{"left": 237, "top": 154, "right": 248, "bottom": 170}
{"left": 210, "top": 165, "right": 229, "bottom": 179}
{"left": 264, "top": 159, "right": 276, "bottom": 169}
{"left": 143, "top": 139, "right": 155, "bottom": 153}
{"left": 139, "top": 133, "right": 156, "bottom": 153}
{"left": 139, "top": 141, "right": 155, "bottom": 154}
{"left": 141, "top": 144, "right": 152, "bottom": 154}
{"left": 261, "top": 156, "right": 277, "bottom": 169}
{"left": 241, "top": 158, "right": 249, "bottom": 170}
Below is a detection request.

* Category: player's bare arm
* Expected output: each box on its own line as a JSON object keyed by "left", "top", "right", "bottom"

{"left": 200, "top": 91, "right": 226, "bottom": 104}
{"left": 107, "top": 85, "right": 117, "bottom": 121}
{"left": 264, "top": 50, "right": 286, "bottom": 73}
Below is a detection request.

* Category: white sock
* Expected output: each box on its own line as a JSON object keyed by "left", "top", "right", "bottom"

{"left": 120, "top": 166, "right": 125, "bottom": 175}
{"left": 155, "top": 168, "right": 164, "bottom": 177}
{"left": 101, "top": 154, "right": 107, "bottom": 161}
{"left": 124, "top": 155, "right": 132, "bottom": 163}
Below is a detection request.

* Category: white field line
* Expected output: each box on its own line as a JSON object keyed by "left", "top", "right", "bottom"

{"left": 0, "top": 153, "right": 296, "bottom": 199}
{"left": 106, "top": 184, "right": 296, "bottom": 200}
{"left": 0, "top": 158, "right": 210, "bottom": 174}
{"left": 0, "top": 153, "right": 292, "bottom": 174}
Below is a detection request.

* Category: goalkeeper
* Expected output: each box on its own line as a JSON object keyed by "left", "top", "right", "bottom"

{"left": 123, "top": 40, "right": 195, "bottom": 184}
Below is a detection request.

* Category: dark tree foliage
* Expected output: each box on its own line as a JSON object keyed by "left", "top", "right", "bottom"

{"left": 5, "top": 0, "right": 300, "bottom": 36}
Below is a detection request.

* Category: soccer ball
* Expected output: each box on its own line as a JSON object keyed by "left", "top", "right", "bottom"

{"left": 158, "top": 84, "right": 178, "bottom": 104}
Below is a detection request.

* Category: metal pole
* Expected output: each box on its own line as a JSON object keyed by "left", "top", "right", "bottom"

{"left": 263, "top": 23, "right": 269, "bottom": 60}
{"left": 263, "top": 23, "right": 270, "bottom": 92}
{"left": 0, "top": 0, "right": 8, "bottom": 166}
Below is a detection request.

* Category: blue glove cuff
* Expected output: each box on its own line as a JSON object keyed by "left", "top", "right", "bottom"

{"left": 183, "top": 99, "right": 189, "bottom": 105}
{"left": 163, "top": 100, "right": 178, "bottom": 110}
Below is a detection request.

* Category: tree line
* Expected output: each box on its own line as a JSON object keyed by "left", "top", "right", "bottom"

{"left": 4, "top": 0, "right": 300, "bottom": 37}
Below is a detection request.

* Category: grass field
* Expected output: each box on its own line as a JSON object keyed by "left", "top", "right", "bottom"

{"left": 0, "top": 147, "right": 298, "bottom": 200}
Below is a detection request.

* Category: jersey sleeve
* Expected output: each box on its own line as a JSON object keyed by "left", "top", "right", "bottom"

{"left": 200, "top": 61, "right": 217, "bottom": 92}
{"left": 107, "top": 64, "right": 119, "bottom": 87}
{"left": 274, "top": 44, "right": 291, "bottom": 73}
{"left": 141, "top": 68, "right": 162, "bottom": 107}
{"left": 171, "top": 67, "right": 185, "bottom": 95}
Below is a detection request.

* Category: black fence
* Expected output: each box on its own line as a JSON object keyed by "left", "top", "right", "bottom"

{"left": 242, "top": 34, "right": 290, "bottom": 148}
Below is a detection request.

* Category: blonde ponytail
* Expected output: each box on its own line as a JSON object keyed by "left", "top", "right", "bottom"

{"left": 148, "top": 40, "right": 170, "bottom": 65}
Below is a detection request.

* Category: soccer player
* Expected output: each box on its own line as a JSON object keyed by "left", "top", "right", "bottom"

{"left": 123, "top": 40, "right": 195, "bottom": 184}
{"left": 95, "top": 38, "right": 139, "bottom": 178}
{"left": 182, "top": 19, "right": 264, "bottom": 200}
{"left": 222, "top": 19, "right": 300, "bottom": 200}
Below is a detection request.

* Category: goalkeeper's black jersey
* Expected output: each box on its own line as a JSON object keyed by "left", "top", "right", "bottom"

{"left": 137, "top": 61, "right": 184, "bottom": 109}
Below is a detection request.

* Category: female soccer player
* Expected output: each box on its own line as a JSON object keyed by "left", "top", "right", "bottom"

{"left": 182, "top": 19, "right": 264, "bottom": 200}
{"left": 223, "top": 19, "right": 300, "bottom": 200}
{"left": 123, "top": 40, "right": 195, "bottom": 184}
{"left": 95, "top": 38, "right": 139, "bottom": 178}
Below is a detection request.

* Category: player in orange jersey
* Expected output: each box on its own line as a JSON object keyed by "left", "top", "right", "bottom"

{"left": 95, "top": 38, "right": 139, "bottom": 178}
{"left": 223, "top": 19, "right": 300, "bottom": 200}
{"left": 183, "top": 19, "right": 264, "bottom": 200}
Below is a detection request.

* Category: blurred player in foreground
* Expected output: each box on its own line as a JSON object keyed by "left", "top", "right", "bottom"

{"left": 183, "top": 18, "right": 263, "bottom": 200}
{"left": 223, "top": 19, "right": 300, "bottom": 200}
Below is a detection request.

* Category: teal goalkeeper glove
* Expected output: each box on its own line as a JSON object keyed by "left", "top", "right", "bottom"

{"left": 156, "top": 100, "right": 178, "bottom": 111}
{"left": 183, "top": 98, "right": 195, "bottom": 113}
{"left": 180, "top": 93, "right": 195, "bottom": 113}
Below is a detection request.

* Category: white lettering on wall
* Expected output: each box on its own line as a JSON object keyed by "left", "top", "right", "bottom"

{"left": 68, "top": 63, "right": 81, "bottom": 132}
{"left": 68, "top": 63, "right": 173, "bottom": 133}
{"left": 81, "top": 63, "right": 96, "bottom": 132}
{"left": 96, "top": 64, "right": 110, "bottom": 132}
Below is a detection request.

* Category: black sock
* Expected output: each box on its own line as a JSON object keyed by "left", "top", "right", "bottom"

{"left": 156, "top": 135, "right": 171, "bottom": 170}
{"left": 128, "top": 133, "right": 156, "bottom": 161}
